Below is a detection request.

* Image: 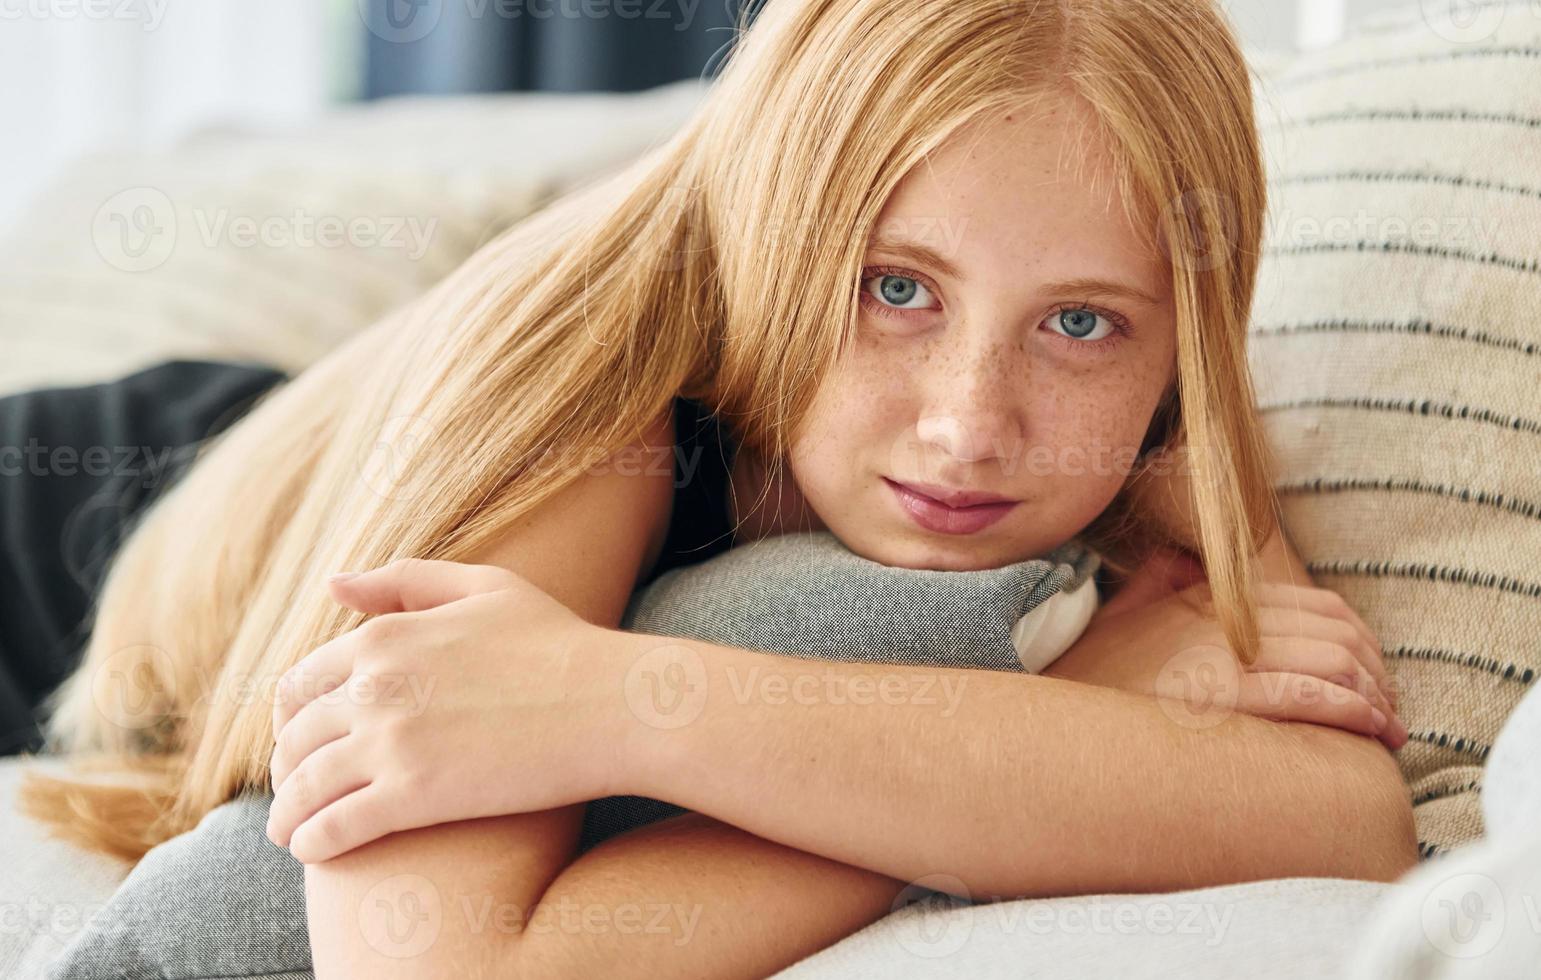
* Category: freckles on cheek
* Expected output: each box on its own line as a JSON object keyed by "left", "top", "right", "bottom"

{"left": 834, "top": 333, "right": 912, "bottom": 414}
{"left": 1039, "top": 373, "right": 1154, "bottom": 478}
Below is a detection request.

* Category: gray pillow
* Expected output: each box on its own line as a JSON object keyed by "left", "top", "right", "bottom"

{"left": 43, "top": 790, "right": 310, "bottom": 980}
{"left": 45, "top": 529, "right": 1101, "bottom": 979}
{"left": 580, "top": 530, "right": 1102, "bottom": 853}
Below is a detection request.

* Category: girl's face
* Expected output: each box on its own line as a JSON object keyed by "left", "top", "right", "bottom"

{"left": 788, "top": 93, "right": 1178, "bottom": 571}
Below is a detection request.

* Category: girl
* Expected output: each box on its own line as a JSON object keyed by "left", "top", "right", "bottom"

{"left": 18, "top": 0, "right": 1414, "bottom": 975}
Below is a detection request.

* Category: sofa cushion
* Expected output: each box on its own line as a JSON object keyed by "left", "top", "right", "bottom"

{"left": 777, "top": 877, "right": 1395, "bottom": 980}
{"left": 1244, "top": 1, "right": 1541, "bottom": 857}
{"left": 0, "top": 757, "right": 130, "bottom": 979}
{"left": 1347, "top": 679, "right": 1541, "bottom": 977}
{"left": 0, "top": 80, "right": 710, "bottom": 399}
{"left": 39, "top": 792, "right": 307, "bottom": 980}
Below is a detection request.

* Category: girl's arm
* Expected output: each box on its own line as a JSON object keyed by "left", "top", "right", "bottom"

{"left": 296, "top": 408, "right": 901, "bottom": 978}
{"left": 300, "top": 542, "right": 1399, "bottom": 973}
{"left": 601, "top": 628, "right": 1417, "bottom": 900}
{"left": 581, "top": 452, "right": 1413, "bottom": 900}
{"left": 303, "top": 807, "right": 903, "bottom": 978}
{"left": 297, "top": 407, "right": 684, "bottom": 978}
{"left": 508, "top": 813, "right": 906, "bottom": 976}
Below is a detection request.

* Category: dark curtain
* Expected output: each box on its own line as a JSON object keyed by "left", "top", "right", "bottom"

{"left": 360, "top": 0, "right": 767, "bottom": 97}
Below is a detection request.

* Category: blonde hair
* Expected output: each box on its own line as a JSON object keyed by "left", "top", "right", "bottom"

{"left": 20, "top": 0, "right": 1278, "bottom": 862}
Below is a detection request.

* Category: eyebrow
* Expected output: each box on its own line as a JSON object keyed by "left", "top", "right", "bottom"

{"left": 866, "top": 236, "right": 1166, "bottom": 307}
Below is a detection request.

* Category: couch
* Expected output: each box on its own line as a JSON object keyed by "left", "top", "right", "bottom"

{"left": 3, "top": 2, "right": 1538, "bottom": 976}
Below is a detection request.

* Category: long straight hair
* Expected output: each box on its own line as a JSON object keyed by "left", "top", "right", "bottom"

{"left": 21, "top": 0, "right": 1277, "bottom": 862}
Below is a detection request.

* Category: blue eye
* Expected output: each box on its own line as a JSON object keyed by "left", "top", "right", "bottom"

{"left": 1049, "top": 307, "right": 1116, "bottom": 343}
{"left": 862, "top": 273, "right": 936, "bottom": 311}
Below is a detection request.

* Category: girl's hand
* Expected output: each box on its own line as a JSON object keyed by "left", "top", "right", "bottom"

{"left": 264, "top": 559, "right": 622, "bottom": 863}
{"left": 1045, "top": 547, "right": 1409, "bottom": 751}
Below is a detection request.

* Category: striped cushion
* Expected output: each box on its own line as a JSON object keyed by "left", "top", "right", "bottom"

{"left": 1246, "top": 2, "right": 1541, "bottom": 858}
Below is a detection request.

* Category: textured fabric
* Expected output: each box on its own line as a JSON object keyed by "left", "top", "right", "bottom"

{"left": 578, "top": 530, "right": 1102, "bottom": 854}
{"left": 0, "top": 363, "right": 739, "bottom": 760}
{"left": 0, "top": 361, "right": 287, "bottom": 757}
{"left": 627, "top": 531, "right": 1099, "bottom": 669}
{"left": 774, "top": 877, "right": 1397, "bottom": 980}
{"left": 1245, "top": 3, "right": 1541, "bottom": 858}
{"left": 0, "top": 757, "right": 133, "bottom": 980}
{"left": 0, "top": 80, "right": 710, "bottom": 399}
{"left": 1349, "top": 679, "right": 1541, "bottom": 978}
{"left": 39, "top": 793, "right": 309, "bottom": 980}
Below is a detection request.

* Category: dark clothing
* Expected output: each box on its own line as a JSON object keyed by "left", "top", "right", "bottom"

{"left": 0, "top": 361, "right": 287, "bottom": 755}
{"left": 648, "top": 390, "right": 741, "bottom": 588}
{"left": 0, "top": 360, "right": 739, "bottom": 756}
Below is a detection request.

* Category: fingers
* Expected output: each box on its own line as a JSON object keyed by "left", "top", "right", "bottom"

{"left": 286, "top": 782, "right": 402, "bottom": 864}
{"left": 1260, "top": 583, "right": 1383, "bottom": 655}
{"left": 1319, "top": 594, "right": 1397, "bottom": 710}
{"left": 265, "top": 735, "right": 369, "bottom": 849}
{"left": 268, "top": 694, "right": 352, "bottom": 791}
{"left": 1176, "top": 580, "right": 1394, "bottom": 704}
{"left": 1255, "top": 592, "right": 1396, "bottom": 716}
{"left": 272, "top": 632, "right": 359, "bottom": 738}
{"left": 1250, "top": 631, "right": 1386, "bottom": 710}
{"left": 327, "top": 557, "right": 516, "bottom": 615}
{"left": 1250, "top": 637, "right": 1407, "bottom": 748}
{"left": 1262, "top": 583, "right": 1386, "bottom": 668}
{"left": 1237, "top": 672, "right": 1403, "bottom": 751}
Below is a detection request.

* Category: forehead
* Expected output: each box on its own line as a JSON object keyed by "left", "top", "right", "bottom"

{"left": 873, "top": 94, "right": 1166, "bottom": 295}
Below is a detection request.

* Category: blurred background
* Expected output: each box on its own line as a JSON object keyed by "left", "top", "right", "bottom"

{"left": 0, "top": 0, "right": 1420, "bottom": 230}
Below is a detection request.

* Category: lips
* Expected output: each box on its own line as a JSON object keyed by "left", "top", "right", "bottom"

{"left": 883, "top": 478, "right": 1020, "bottom": 535}
{"left": 886, "top": 479, "right": 1018, "bottom": 509}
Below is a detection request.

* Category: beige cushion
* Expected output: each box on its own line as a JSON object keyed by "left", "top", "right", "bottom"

{"left": 1246, "top": 3, "right": 1541, "bottom": 856}
{"left": 0, "top": 79, "right": 710, "bottom": 398}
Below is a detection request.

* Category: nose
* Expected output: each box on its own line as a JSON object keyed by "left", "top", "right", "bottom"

{"left": 914, "top": 336, "right": 1025, "bottom": 466}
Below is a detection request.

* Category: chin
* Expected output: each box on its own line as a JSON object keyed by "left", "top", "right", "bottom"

{"left": 856, "top": 534, "right": 1009, "bottom": 573}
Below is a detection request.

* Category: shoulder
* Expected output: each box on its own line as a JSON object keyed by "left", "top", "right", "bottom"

{"left": 465, "top": 399, "right": 678, "bottom": 626}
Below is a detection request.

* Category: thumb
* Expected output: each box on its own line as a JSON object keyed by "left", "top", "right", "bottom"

{"left": 1100, "top": 546, "right": 1207, "bottom": 618}
{"left": 327, "top": 558, "right": 517, "bottom": 614}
